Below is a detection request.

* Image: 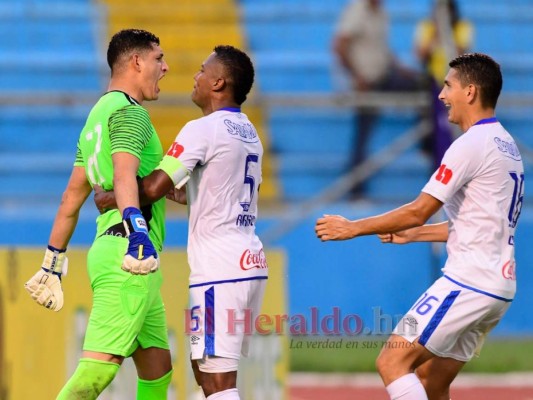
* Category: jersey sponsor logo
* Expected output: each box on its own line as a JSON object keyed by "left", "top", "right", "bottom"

{"left": 240, "top": 248, "right": 268, "bottom": 270}
{"left": 224, "top": 119, "right": 259, "bottom": 143}
{"left": 167, "top": 142, "right": 184, "bottom": 158}
{"left": 494, "top": 137, "right": 522, "bottom": 161}
{"left": 501, "top": 260, "right": 516, "bottom": 280}
{"left": 435, "top": 164, "right": 453, "bottom": 184}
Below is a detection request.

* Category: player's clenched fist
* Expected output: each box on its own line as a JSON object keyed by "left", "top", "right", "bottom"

{"left": 315, "top": 214, "right": 356, "bottom": 241}
{"left": 122, "top": 207, "right": 159, "bottom": 274}
{"left": 25, "top": 245, "right": 68, "bottom": 311}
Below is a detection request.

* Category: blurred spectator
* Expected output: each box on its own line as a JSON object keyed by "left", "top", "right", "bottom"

{"left": 333, "top": 0, "right": 423, "bottom": 199}
{"left": 414, "top": 0, "right": 474, "bottom": 169}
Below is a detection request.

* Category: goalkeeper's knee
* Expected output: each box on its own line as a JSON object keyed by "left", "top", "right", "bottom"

{"left": 137, "top": 369, "right": 173, "bottom": 400}
{"left": 56, "top": 358, "right": 119, "bottom": 400}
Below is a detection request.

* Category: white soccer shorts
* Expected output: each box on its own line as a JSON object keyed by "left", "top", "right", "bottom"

{"left": 188, "top": 279, "right": 266, "bottom": 361}
{"left": 393, "top": 275, "right": 511, "bottom": 362}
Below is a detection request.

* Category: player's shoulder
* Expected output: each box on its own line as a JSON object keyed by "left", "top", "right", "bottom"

{"left": 468, "top": 120, "right": 512, "bottom": 144}
{"left": 182, "top": 114, "right": 211, "bottom": 132}
{"left": 100, "top": 90, "right": 139, "bottom": 107}
{"left": 95, "top": 91, "right": 147, "bottom": 118}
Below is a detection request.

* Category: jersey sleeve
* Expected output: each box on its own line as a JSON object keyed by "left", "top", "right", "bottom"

{"left": 157, "top": 120, "right": 211, "bottom": 186}
{"left": 422, "top": 133, "right": 485, "bottom": 203}
{"left": 109, "top": 105, "right": 153, "bottom": 159}
{"left": 73, "top": 141, "right": 84, "bottom": 167}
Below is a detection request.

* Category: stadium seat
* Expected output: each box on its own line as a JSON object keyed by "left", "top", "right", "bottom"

{"left": 0, "top": 1, "right": 102, "bottom": 204}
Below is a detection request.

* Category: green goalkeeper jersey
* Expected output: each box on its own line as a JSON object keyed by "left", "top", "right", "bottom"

{"left": 74, "top": 91, "right": 165, "bottom": 251}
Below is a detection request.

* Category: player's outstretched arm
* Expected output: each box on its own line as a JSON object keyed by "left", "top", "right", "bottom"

{"left": 378, "top": 221, "right": 449, "bottom": 244}
{"left": 315, "top": 193, "right": 443, "bottom": 241}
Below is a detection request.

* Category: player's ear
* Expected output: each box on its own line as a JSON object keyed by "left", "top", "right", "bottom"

{"left": 213, "top": 77, "right": 226, "bottom": 92}
{"left": 465, "top": 83, "right": 477, "bottom": 104}
{"left": 131, "top": 53, "right": 143, "bottom": 72}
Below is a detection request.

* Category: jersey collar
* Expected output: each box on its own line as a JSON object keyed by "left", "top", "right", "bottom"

{"left": 218, "top": 107, "right": 241, "bottom": 113}
{"left": 474, "top": 117, "right": 498, "bottom": 125}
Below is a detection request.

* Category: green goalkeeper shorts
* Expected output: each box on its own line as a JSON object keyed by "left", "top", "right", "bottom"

{"left": 83, "top": 235, "right": 169, "bottom": 357}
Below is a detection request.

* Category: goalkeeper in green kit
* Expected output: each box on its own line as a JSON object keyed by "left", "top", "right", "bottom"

{"left": 24, "top": 29, "right": 173, "bottom": 399}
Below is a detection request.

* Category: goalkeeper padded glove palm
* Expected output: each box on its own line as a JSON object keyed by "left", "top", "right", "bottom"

{"left": 122, "top": 207, "right": 159, "bottom": 274}
{"left": 24, "top": 245, "right": 68, "bottom": 312}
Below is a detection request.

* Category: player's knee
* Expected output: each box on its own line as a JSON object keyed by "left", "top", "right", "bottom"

{"left": 376, "top": 344, "right": 398, "bottom": 373}
{"left": 376, "top": 347, "right": 408, "bottom": 383}
{"left": 57, "top": 358, "right": 120, "bottom": 400}
{"left": 376, "top": 350, "right": 390, "bottom": 378}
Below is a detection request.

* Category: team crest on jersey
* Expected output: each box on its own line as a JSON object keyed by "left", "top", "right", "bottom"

{"left": 167, "top": 142, "right": 184, "bottom": 158}
{"left": 435, "top": 164, "right": 453, "bottom": 184}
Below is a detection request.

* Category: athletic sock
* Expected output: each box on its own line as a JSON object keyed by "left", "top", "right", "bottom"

{"left": 386, "top": 373, "right": 428, "bottom": 400}
{"left": 137, "top": 369, "right": 173, "bottom": 400}
{"left": 206, "top": 388, "right": 240, "bottom": 399}
{"left": 56, "top": 358, "right": 120, "bottom": 400}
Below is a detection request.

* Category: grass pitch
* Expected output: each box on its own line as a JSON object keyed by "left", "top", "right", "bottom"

{"left": 289, "top": 336, "right": 533, "bottom": 373}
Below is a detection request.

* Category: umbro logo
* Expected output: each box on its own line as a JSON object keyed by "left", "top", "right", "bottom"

{"left": 190, "top": 335, "right": 201, "bottom": 344}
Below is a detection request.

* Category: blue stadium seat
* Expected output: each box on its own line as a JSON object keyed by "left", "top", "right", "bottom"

{"left": 0, "top": 105, "right": 90, "bottom": 152}
{"left": 0, "top": 1, "right": 102, "bottom": 204}
{"left": 268, "top": 107, "right": 352, "bottom": 154}
{"left": 254, "top": 52, "right": 335, "bottom": 93}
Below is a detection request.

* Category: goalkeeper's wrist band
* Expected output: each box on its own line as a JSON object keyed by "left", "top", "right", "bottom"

{"left": 123, "top": 207, "right": 149, "bottom": 235}
{"left": 47, "top": 245, "right": 66, "bottom": 253}
{"left": 43, "top": 245, "right": 67, "bottom": 277}
{"left": 42, "top": 266, "right": 63, "bottom": 277}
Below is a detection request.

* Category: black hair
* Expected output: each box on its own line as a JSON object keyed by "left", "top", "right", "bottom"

{"left": 449, "top": 52, "right": 503, "bottom": 109}
{"left": 107, "top": 29, "right": 160, "bottom": 71}
{"left": 213, "top": 45, "right": 255, "bottom": 105}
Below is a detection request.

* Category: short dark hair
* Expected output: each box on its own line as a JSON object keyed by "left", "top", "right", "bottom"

{"left": 449, "top": 53, "right": 502, "bottom": 109}
{"left": 213, "top": 45, "right": 255, "bottom": 105}
{"left": 107, "top": 29, "right": 160, "bottom": 71}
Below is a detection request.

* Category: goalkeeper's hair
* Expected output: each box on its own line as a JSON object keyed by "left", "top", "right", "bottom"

{"left": 449, "top": 52, "right": 502, "bottom": 109}
{"left": 213, "top": 45, "right": 255, "bottom": 105}
{"left": 107, "top": 29, "right": 160, "bottom": 73}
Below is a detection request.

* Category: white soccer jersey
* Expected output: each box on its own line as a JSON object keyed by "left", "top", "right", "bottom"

{"left": 168, "top": 109, "right": 267, "bottom": 286}
{"left": 422, "top": 118, "right": 524, "bottom": 300}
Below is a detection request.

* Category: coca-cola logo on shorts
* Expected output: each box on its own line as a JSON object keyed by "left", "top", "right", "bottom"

{"left": 501, "top": 260, "right": 516, "bottom": 280}
{"left": 240, "top": 249, "right": 268, "bottom": 270}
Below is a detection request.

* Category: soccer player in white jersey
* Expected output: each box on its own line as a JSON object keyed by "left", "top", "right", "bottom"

{"left": 95, "top": 45, "right": 267, "bottom": 400}
{"left": 315, "top": 53, "right": 524, "bottom": 400}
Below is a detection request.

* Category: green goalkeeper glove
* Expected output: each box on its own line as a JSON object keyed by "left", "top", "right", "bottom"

{"left": 24, "top": 245, "right": 68, "bottom": 312}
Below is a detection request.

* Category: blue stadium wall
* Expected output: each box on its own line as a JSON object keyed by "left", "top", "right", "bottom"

{"left": 2, "top": 206, "right": 533, "bottom": 337}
